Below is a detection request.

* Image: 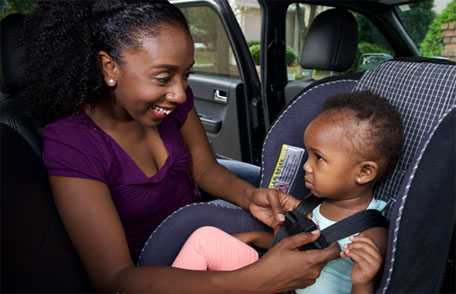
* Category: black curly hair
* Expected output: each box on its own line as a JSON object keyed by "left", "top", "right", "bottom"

{"left": 321, "top": 91, "right": 403, "bottom": 178}
{"left": 21, "top": 0, "right": 190, "bottom": 126}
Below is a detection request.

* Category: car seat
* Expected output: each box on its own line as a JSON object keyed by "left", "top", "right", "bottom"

{"left": 260, "top": 58, "right": 455, "bottom": 293}
{"left": 0, "top": 13, "right": 91, "bottom": 292}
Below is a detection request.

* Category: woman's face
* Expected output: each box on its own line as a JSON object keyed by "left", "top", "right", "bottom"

{"left": 109, "top": 24, "right": 195, "bottom": 127}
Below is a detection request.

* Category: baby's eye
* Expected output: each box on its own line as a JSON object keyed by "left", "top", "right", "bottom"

{"left": 316, "top": 154, "right": 324, "bottom": 161}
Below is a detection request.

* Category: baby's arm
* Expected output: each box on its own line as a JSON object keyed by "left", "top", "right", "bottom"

{"left": 341, "top": 227, "right": 387, "bottom": 294}
{"left": 233, "top": 231, "right": 274, "bottom": 249}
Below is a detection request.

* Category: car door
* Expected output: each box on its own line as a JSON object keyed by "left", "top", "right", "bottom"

{"left": 173, "top": 0, "right": 264, "bottom": 164}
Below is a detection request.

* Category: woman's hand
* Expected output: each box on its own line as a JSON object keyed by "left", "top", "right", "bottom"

{"left": 341, "top": 235, "right": 383, "bottom": 293}
{"left": 247, "top": 188, "right": 301, "bottom": 229}
{"left": 245, "top": 230, "right": 340, "bottom": 292}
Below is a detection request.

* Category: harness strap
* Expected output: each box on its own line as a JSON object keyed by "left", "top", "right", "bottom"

{"left": 273, "top": 197, "right": 388, "bottom": 249}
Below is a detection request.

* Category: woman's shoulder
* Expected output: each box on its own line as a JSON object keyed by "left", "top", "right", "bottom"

{"left": 42, "top": 112, "right": 111, "bottom": 181}
{"left": 42, "top": 112, "right": 110, "bottom": 156}
{"left": 44, "top": 112, "right": 101, "bottom": 141}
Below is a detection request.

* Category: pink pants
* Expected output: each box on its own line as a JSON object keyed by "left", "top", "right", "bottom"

{"left": 172, "top": 226, "right": 259, "bottom": 271}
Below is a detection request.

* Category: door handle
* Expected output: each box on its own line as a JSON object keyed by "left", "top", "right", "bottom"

{"left": 214, "top": 89, "right": 228, "bottom": 103}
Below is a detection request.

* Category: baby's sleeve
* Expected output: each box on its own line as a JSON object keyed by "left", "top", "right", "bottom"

{"left": 42, "top": 124, "right": 107, "bottom": 183}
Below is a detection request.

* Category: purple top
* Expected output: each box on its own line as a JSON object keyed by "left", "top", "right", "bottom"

{"left": 42, "top": 90, "right": 200, "bottom": 260}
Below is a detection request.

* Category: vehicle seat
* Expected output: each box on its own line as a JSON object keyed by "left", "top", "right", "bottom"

{"left": 260, "top": 58, "right": 455, "bottom": 293}
{"left": 285, "top": 8, "right": 360, "bottom": 104}
{"left": 0, "top": 13, "right": 91, "bottom": 292}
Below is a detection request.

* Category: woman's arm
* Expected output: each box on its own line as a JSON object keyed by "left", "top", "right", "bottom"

{"left": 181, "top": 109, "right": 300, "bottom": 228}
{"left": 49, "top": 176, "right": 259, "bottom": 292}
{"left": 180, "top": 109, "right": 254, "bottom": 209}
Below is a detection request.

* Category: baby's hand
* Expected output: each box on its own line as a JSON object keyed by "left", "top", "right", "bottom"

{"left": 341, "top": 235, "right": 383, "bottom": 288}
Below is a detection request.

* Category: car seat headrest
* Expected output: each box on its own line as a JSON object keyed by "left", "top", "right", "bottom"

{"left": 354, "top": 59, "right": 456, "bottom": 206}
{"left": 0, "top": 13, "right": 26, "bottom": 95}
{"left": 300, "top": 9, "right": 358, "bottom": 72}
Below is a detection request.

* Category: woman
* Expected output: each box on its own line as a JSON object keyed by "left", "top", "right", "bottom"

{"left": 22, "top": 0, "right": 339, "bottom": 292}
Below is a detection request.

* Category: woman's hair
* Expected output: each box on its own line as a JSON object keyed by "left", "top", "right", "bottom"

{"left": 321, "top": 91, "right": 403, "bottom": 178}
{"left": 21, "top": 0, "right": 190, "bottom": 126}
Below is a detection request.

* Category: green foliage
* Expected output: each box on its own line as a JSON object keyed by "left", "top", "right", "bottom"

{"left": 285, "top": 47, "right": 297, "bottom": 66}
{"left": 421, "top": 0, "right": 456, "bottom": 57}
{"left": 249, "top": 44, "right": 297, "bottom": 66}
{"left": 358, "top": 42, "right": 389, "bottom": 54}
{"left": 398, "top": 0, "right": 435, "bottom": 46}
{"left": 249, "top": 43, "right": 261, "bottom": 65}
{"left": 1, "top": 0, "right": 36, "bottom": 19}
{"left": 356, "top": 16, "right": 391, "bottom": 51}
{"left": 247, "top": 40, "right": 260, "bottom": 47}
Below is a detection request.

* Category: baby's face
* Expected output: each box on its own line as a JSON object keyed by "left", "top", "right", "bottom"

{"left": 303, "top": 114, "right": 363, "bottom": 200}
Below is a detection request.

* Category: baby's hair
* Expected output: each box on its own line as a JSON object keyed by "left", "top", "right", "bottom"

{"left": 321, "top": 91, "right": 403, "bottom": 178}
{"left": 21, "top": 0, "right": 190, "bottom": 126}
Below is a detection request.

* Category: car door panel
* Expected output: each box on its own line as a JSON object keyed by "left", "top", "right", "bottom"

{"left": 189, "top": 74, "right": 244, "bottom": 160}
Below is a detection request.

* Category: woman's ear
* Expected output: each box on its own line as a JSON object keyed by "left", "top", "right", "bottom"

{"left": 98, "top": 51, "right": 119, "bottom": 87}
{"left": 355, "top": 161, "right": 379, "bottom": 185}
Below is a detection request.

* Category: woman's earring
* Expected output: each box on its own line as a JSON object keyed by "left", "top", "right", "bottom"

{"left": 107, "top": 79, "right": 117, "bottom": 86}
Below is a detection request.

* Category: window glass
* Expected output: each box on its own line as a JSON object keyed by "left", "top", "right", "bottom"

{"left": 285, "top": 4, "right": 393, "bottom": 81}
{"left": 395, "top": 1, "right": 436, "bottom": 57}
{"left": 228, "top": 0, "right": 262, "bottom": 73}
{"left": 1, "top": 0, "right": 37, "bottom": 19}
{"left": 180, "top": 5, "right": 240, "bottom": 77}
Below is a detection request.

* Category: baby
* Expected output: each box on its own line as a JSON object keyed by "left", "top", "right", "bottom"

{"left": 172, "top": 91, "right": 403, "bottom": 294}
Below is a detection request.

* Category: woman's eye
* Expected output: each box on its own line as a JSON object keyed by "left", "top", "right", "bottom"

{"left": 154, "top": 75, "right": 171, "bottom": 85}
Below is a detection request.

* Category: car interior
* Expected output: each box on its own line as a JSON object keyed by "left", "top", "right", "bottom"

{"left": 1, "top": 2, "right": 455, "bottom": 293}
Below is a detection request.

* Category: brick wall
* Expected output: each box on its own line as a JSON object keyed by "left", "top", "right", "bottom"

{"left": 442, "top": 21, "right": 456, "bottom": 61}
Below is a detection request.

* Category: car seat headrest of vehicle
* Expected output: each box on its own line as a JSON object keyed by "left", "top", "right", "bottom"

{"left": 354, "top": 60, "right": 456, "bottom": 206}
{"left": 300, "top": 9, "right": 358, "bottom": 72}
{"left": 0, "top": 13, "right": 26, "bottom": 94}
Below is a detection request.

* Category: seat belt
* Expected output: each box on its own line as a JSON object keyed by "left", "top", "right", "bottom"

{"left": 272, "top": 196, "right": 388, "bottom": 250}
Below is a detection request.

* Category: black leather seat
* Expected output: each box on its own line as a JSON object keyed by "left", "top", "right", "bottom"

{"left": 1, "top": 13, "right": 91, "bottom": 292}
{"left": 285, "top": 8, "right": 361, "bottom": 104}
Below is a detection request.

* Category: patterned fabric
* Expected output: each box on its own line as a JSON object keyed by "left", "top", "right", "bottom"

{"left": 352, "top": 60, "right": 456, "bottom": 293}
{"left": 353, "top": 61, "right": 456, "bottom": 209}
{"left": 259, "top": 80, "right": 357, "bottom": 198}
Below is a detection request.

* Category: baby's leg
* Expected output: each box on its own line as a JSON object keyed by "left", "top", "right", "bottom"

{"left": 172, "top": 226, "right": 259, "bottom": 271}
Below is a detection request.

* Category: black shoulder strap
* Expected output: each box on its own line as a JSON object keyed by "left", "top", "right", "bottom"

{"left": 273, "top": 197, "right": 388, "bottom": 249}
{"left": 321, "top": 209, "right": 388, "bottom": 244}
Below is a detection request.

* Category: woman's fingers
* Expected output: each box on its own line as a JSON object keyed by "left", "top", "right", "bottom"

{"left": 277, "top": 231, "right": 320, "bottom": 250}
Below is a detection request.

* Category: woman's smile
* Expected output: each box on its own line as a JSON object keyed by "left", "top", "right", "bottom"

{"left": 148, "top": 104, "right": 173, "bottom": 120}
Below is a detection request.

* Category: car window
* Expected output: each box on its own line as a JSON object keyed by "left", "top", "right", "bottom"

{"left": 395, "top": 1, "right": 444, "bottom": 58}
{"left": 227, "top": 0, "right": 262, "bottom": 75}
{"left": 180, "top": 5, "right": 240, "bottom": 77}
{"left": 0, "top": 0, "right": 37, "bottom": 19}
{"left": 285, "top": 4, "right": 393, "bottom": 81}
